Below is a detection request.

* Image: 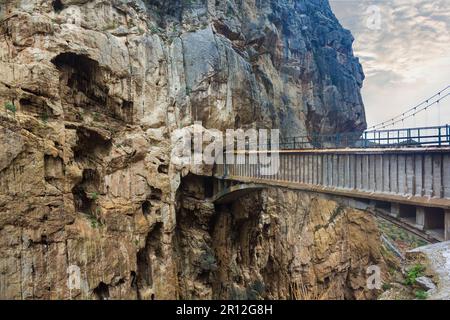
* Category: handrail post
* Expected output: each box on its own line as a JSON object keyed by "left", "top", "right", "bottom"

{"left": 364, "top": 131, "right": 368, "bottom": 148}
{"left": 438, "top": 127, "right": 442, "bottom": 146}
{"left": 447, "top": 124, "right": 449, "bottom": 144}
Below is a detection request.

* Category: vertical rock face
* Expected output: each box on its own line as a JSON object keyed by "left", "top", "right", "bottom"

{"left": 0, "top": 0, "right": 372, "bottom": 300}
{"left": 177, "top": 180, "right": 384, "bottom": 300}
{"left": 152, "top": 0, "right": 366, "bottom": 136}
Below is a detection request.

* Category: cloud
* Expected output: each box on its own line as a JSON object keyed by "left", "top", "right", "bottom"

{"left": 330, "top": 0, "right": 450, "bottom": 127}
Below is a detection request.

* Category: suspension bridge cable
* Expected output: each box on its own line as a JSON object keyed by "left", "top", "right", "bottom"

{"left": 375, "top": 92, "right": 450, "bottom": 130}
{"left": 369, "top": 85, "right": 450, "bottom": 130}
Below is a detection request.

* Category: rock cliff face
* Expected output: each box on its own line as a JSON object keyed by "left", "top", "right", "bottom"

{"left": 177, "top": 177, "right": 383, "bottom": 300}
{"left": 0, "top": 0, "right": 375, "bottom": 300}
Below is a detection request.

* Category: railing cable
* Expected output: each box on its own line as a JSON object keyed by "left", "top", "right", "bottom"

{"left": 369, "top": 85, "right": 450, "bottom": 130}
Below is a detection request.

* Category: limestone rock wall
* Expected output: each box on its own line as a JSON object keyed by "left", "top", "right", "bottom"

{"left": 177, "top": 177, "right": 384, "bottom": 300}
{"left": 0, "top": 0, "right": 370, "bottom": 300}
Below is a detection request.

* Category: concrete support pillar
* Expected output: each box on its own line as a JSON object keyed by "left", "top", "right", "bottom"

{"left": 214, "top": 180, "right": 220, "bottom": 194}
{"left": 390, "top": 203, "right": 400, "bottom": 218}
{"left": 416, "top": 207, "right": 426, "bottom": 230}
{"left": 445, "top": 210, "right": 450, "bottom": 241}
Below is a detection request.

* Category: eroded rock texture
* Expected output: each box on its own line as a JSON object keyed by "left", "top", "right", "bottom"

{"left": 177, "top": 177, "right": 384, "bottom": 300}
{"left": 0, "top": 0, "right": 373, "bottom": 300}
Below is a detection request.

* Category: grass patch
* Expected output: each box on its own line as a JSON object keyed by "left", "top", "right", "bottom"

{"left": 88, "top": 192, "right": 99, "bottom": 201}
{"left": 86, "top": 208, "right": 102, "bottom": 229}
{"left": 150, "top": 25, "right": 163, "bottom": 35}
{"left": 40, "top": 112, "right": 49, "bottom": 123}
{"left": 382, "top": 283, "right": 392, "bottom": 291}
{"left": 415, "top": 289, "right": 428, "bottom": 300}
{"left": 4, "top": 101, "right": 17, "bottom": 115}
{"left": 404, "top": 264, "right": 425, "bottom": 286}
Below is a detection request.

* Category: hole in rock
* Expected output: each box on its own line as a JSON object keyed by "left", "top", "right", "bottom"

{"left": 130, "top": 271, "right": 137, "bottom": 288}
{"left": 52, "top": 0, "right": 64, "bottom": 12}
{"left": 136, "top": 223, "right": 163, "bottom": 291}
{"left": 93, "top": 282, "right": 110, "bottom": 300}
{"left": 52, "top": 53, "right": 108, "bottom": 107}
{"left": 19, "top": 98, "right": 32, "bottom": 107}
{"left": 149, "top": 187, "right": 162, "bottom": 201}
{"left": 72, "top": 169, "right": 101, "bottom": 215}
{"left": 72, "top": 185, "right": 94, "bottom": 214}
{"left": 137, "top": 247, "right": 153, "bottom": 288}
{"left": 19, "top": 95, "right": 53, "bottom": 118}
{"left": 82, "top": 169, "right": 101, "bottom": 188}
{"left": 41, "top": 235, "right": 48, "bottom": 245}
{"left": 157, "top": 164, "right": 168, "bottom": 174}
{"left": 52, "top": 53, "right": 134, "bottom": 123}
{"left": 142, "top": 201, "right": 151, "bottom": 217}
{"left": 72, "top": 127, "right": 112, "bottom": 161}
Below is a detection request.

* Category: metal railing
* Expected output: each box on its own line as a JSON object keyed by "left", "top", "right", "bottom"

{"left": 279, "top": 125, "right": 450, "bottom": 150}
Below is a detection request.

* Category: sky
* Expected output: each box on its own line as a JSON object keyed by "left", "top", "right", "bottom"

{"left": 329, "top": 0, "right": 450, "bottom": 129}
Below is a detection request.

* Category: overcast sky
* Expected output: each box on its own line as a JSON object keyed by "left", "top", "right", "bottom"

{"left": 329, "top": 0, "right": 450, "bottom": 129}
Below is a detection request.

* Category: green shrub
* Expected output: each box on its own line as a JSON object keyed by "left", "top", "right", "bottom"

{"left": 90, "top": 219, "right": 98, "bottom": 228}
{"left": 415, "top": 290, "right": 428, "bottom": 300}
{"left": 382, "top": 283, "right": 392, "bottom": 291}
{"left": 404, "top": 264, "right": 425, "bottom": 286}
{"left": 87, "top": 212, "right": 102, "bottom": 229}
{"left": 88, "top": 192, "right": 99, "bottom": 201}
{"left": 40, "top": 112, "right": 49, "bottom": 123}
{"left": 4, "top": 101, "right": 16, "bottom": 114}
{"left": 150, "top": 25, "right": 162, "bottom": 34}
